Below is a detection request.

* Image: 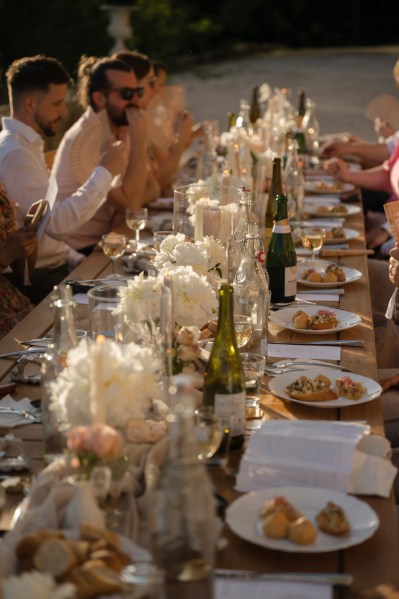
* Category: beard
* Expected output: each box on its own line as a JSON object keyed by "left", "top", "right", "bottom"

{"left": 35, "top": 114, "right": 61, "bottom": 138}
{"left": 105, "top": 100, "right": 137, "bottom": 128}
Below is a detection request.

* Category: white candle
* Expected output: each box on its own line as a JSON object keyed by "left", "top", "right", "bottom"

{"left": 194, "top": 202, "right": 204, "bottom": 242}
{"left": 90, "top": 336, "right": 106, "bottom": 424}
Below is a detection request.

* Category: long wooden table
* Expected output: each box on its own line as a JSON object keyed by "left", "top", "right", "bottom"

{"left": 0, "top": 206, "right": 398, "bottom": 597}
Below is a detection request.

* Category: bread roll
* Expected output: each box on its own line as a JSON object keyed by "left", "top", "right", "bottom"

{"left": 288, "top": 517, "right": 317, "bottom": 544}
{"left": 262, "top": 510, "right": 290, "bottom": 539}
{"left": 33, "top": 537, "right": 77, "bottom": 578}
{"left": 80, "top": 523, "right": 120, "bottom": 551}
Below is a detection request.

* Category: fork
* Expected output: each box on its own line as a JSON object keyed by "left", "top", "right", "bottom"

{"left": 267, "top": 360, "right": 349, "bottom": 371}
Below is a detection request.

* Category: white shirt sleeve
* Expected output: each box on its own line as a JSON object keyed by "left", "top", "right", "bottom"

{"left": 46, "top": 166, "right": 113, "bottom": 240}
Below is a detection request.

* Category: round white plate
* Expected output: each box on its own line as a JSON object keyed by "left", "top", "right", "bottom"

{"left": 323, "top": 227, "right": 360, "bottom": 244}
{"left": 226, "top": 486, "right": 379, "bottom": 553}
{"left": 268, "top": 367, "right": 382, "bottom": 408}
{"left": 305, "top": 180, "right": 355, "bottom": 194}
{"left": 269, "top": 305, "right": 362, "bottom": 334}
{"left": 305, "top": 203, "right": 361, "bottom": 218}
{"left": 297, "top": 261, "right": 363, "bottom": 288}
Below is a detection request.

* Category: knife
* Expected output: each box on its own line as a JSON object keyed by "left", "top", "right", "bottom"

{"left": 320, "top": 249, "right": 374, "bottom": 257}
{"left": 0, "top": 348, "right": 45, "bottom": 359}
{"left": 298, "top": 289, "right": 345, "bottom": 295}
{"left": 270, "top": 340, "right": 364, "bottom": 347}
{"left": 214, "top": 569, "right": 353, "bottom": 586}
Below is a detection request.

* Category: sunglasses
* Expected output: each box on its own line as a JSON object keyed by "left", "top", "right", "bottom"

{"left": 105, "top": 86, "right": 144, "bottom": 100}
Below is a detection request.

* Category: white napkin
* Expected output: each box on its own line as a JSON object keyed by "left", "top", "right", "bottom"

{"left": 0, "top": 396, "right": 38, "bottom": 427}
{"left": 296, "top": 293, "right": 340, "bottom": 302}
{"left": 215, "top": 578, "right": 331, "bottom": 599}
{"left": 385, "top": 288, "right": 398, "bottom": 320}
{"left": 305, "top": 195, "right": 340, "bottom": 204}
{"left": 147, "top": 212, "right": 173, "bottom": 233}
{"left": 268, "top": 345, "right": 341, "bottom": 361}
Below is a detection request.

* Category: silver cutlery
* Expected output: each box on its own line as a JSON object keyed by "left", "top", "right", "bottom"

{"left": 214, "top": 569, "right": 353, "bottom": 586}
{"left": 270, "top": 340, "right": 364, "bottom": 347}
{"left": 267, "top": 360, "right": 350, "bottom": 371}
{"left": 0, "top": 348, "right": 45, "bottom": 359}
{"left": 298, "top": 289, "right": 345, "bottom": 295}
{"left": 0, "top": 407, "right": 41, "bottom": 423}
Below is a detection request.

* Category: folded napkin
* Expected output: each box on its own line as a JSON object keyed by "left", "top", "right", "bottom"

{"left": 0, "top": 395, "right": 40, "bottom": 427}
{"left": 236, "top": 420, "right": 397, "bottom": 498}
{"left": 268, "top": 345, "right": 341, "bottom": 361}
{"left": 296, "top": 292, "right": 341, "bottom": 302}
{"left": 215, "top": 578, "right": 332, "bottom": 599}
{"left": 147, "top": 212, "right": 173, "bottom": 233}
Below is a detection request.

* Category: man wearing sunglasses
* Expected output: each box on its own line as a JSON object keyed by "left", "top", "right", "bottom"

{"left": 47, "top": 56, "right": 159, "bottom": 254}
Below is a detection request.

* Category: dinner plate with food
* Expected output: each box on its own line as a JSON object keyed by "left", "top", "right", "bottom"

{"left": 269, "top": 306, "right": 361, "bottom": 334}
{"left": 323, "top": 227, "right": 359, "bottom": 244}
{"left": 305, "top": 180, "right": 355, "bottom": 194}
{"left": 226, "top": 486, "right": 379, "bottom": 553}
{"left": 297, "top": 261, "right": 362, "bottom": 287}
{"left": 267, "top": 368, "right": 382, "bottom": 408}
{"left": 305, "top": 203, "right": 361, "bottom": 218}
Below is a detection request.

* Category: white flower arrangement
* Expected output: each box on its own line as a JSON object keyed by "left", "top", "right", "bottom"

{"left": 116, "top": 265, "right": 217, "bottom": 330}
{"left": 47, "top": 338, "right": 163, "bottom": 432}
{"left": 2, "top": 572, "right": 75, "bottom": 599}
{"left": 154, "top": 234, "right": 225, "bottom": 278}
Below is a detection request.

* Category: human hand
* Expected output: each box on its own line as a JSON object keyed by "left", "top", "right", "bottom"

{"left": 381, "top": 373, "right": 399, "bottom": 392}
{"left": 366, "top": 226, "right": 391, "bottom": 249}
{"left": 320, "top": 141, "right": 349, "bottom": 159}
{"left": 100, "top": 139, "right": 126, "bottom": 177}
{"left": 126, "top": 107, "right": 148, "bottom": 146}
{"left": 323, "top": 157, "right": 350, "bottom": 181}
{"left": 389, "top": 246, "right": 399, "bottom": 287}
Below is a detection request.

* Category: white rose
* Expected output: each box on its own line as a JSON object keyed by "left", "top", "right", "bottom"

{"left": 116, "top": 273, "right": 161, "bottom": 323}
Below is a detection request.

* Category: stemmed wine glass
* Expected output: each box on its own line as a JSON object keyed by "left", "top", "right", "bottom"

{"left": 301, "top": 227, "right": 326, "bottom": 266}
{"left": 233, "top": 314, "right": 253, "bottom": 349}
{"left": 101, "top": 233, "right": 127, "bottom": 277}
{"left": 125, "top": 208, "right": 148, "bottom": 251}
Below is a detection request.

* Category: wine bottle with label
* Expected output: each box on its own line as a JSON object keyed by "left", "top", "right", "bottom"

{"left": 203, "top": 283, "right": 246, "bottom": 450}
{"left": 264, "top": 156, "right": 283, "bottom": 250}
{"left": 266, "top": 194, "right": 297, "bottom": 304}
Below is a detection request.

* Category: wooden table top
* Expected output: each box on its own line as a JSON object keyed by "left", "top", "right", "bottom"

{"left": 0, "top": 207, "right": 398, "bottom": 597}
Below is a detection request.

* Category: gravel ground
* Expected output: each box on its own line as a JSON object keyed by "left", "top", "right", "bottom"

{"left": 171, "top": 46, "right": 399, "bottom": 141}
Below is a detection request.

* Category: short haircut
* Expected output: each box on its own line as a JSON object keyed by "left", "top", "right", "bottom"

{"left": 113, "top": 51, "right": 151, "bottom": 81}
{"left": 77, "top": 55, "right": 132, "bottom": 109}
{"left": 153, "top": 60, "right": 168, "bottom": 77}
{"left": 6, "top": 55, "right": 71, "bottom": 106}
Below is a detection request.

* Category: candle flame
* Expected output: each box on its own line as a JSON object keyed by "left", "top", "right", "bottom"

{"left": 96, "top": 334, "right": 106, "bottom": 345}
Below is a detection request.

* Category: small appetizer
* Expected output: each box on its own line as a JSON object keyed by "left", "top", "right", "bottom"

{"left": 308, "top": 309, "right": 338, "bottom": 330}
{"left": 335, "top": 376, "right": 366, "bottom": 400}
{"left": 285, "top": 375, "right": 338, "bottom": 402}
{"left": 316, "top": 501, "right": 351, "bottom": 536}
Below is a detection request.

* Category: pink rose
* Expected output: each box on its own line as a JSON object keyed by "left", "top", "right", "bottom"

{"left": 175, "top": 326, "right": 196, "bottom": 346}
{"left": 67, "top": 426, "right": 91, "bottom": 453}
{"left": 88, "top": 423, "right": 123, "bottom": 459}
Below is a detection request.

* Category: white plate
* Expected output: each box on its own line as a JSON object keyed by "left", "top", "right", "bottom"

{"left": 226, "top": 486, "right": 379, "bottom": 553}
{"left": 323, "top": 227, "right": 360, "bottom": 244}
{"left": 268, "top": 367, "right": 382, "bottom": 408}
{"left": 305, "top": 203, "right": 361, "bottom": 218}
{"left": 305, "top": 180, "right": 355, "bottom": 194}
{"left": 297, "top": 261, "right": 363, "bottom": 288}
{"left": 269, "top": 305, "right": 362, "bottom": 334}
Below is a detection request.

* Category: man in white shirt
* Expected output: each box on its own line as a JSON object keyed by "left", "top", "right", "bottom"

{"left": 0, "top": 55, "right": 125, "bottom": 302}
{"left": 47, "top": 56, "right": 156, "bottom": 253}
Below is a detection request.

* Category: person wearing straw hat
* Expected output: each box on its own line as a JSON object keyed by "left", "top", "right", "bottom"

{"left": 47, "top": 55, "right": 159, "bottom": 254}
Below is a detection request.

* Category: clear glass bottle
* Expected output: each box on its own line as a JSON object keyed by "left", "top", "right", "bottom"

{"left": 149, "top": 392, "right": 215, "bottom": 599}
{"left": 302, "top": 99, "right": 320, "bottom": 161}
{"left": 266, "top": 194, "right": 297, "bottom": 304}
{"left": 41, "top": 284, "right": 78, "bottom": 463}
{"left": 228, "top": 188, "right": 254, "bottom": 280}
{"left": 235, "top": 99, "right": 253, "bottom": 137}
{"left": 264, "top": 156, "right": 283, "bottom": 250}
{"left": 233, "top": 227, "right": 270, "bottom": 354}
{"left": 283, "top": 138, "right": 305, "bottom": 221}
{"left": 203, "top": 283, "right": 245, "bottom": 450}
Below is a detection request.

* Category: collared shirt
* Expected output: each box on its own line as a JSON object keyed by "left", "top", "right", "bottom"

{"left": 49, "top": 107, "right": 117, "bottom": 251}
{"left": 0, "top": 117, "right": 72, "bottom": 269}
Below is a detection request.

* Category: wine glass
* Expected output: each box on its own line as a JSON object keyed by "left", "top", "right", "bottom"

{"left": 233, "top": 314, "right": 253, "bottom": 349}
{"left": 194, "top": 407, "right": 223, "bottom": 460}
{"left": 125, "top": 208, "right": 148, "bottom": 251}
{"left": 301, "top": 227, "right": 326, "bottom": 266}
{"left": 101, "top": 233, "right": 127, "bottom": 277}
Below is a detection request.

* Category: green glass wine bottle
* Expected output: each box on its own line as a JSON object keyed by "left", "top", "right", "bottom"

{"left": 203, "top": 283, "right": 246, "bottom": 450}
{"left": 249, "top": 85, "right": 261, "bottom": 125}
{"left": 264, "top": 156, "right": 283, "bottom": 251}
{"left": 296, "top": 87, "right": 306, "bottom": 127}
{"left": 266, "top": 194, "right": 297, "bottom": 304}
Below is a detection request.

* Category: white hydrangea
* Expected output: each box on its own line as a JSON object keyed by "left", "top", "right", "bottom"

{"left": 2, "top": 572, "right": 75, "bottom": 599}
{"left": 115, "top": 272, "right": 162, "bottom": 324}
{"left": 48, "top": 339, "right": 162, "bottom": 430}
{"left": 160, "top": 266, "right": 217, "bottom": 328}
{"left": 154, "top": 235, "right": 225, "bottom": 277}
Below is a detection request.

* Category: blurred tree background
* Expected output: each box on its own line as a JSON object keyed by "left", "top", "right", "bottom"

{"left": 0, "top": 0, "right": 397, "bottom": 101}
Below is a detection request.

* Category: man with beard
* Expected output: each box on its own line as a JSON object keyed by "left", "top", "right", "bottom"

{"left": 47, "top": 56, "right": 158, "bottom": 254}
{"left": 0, "top": 55, "right": 124, "bottom": 302}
